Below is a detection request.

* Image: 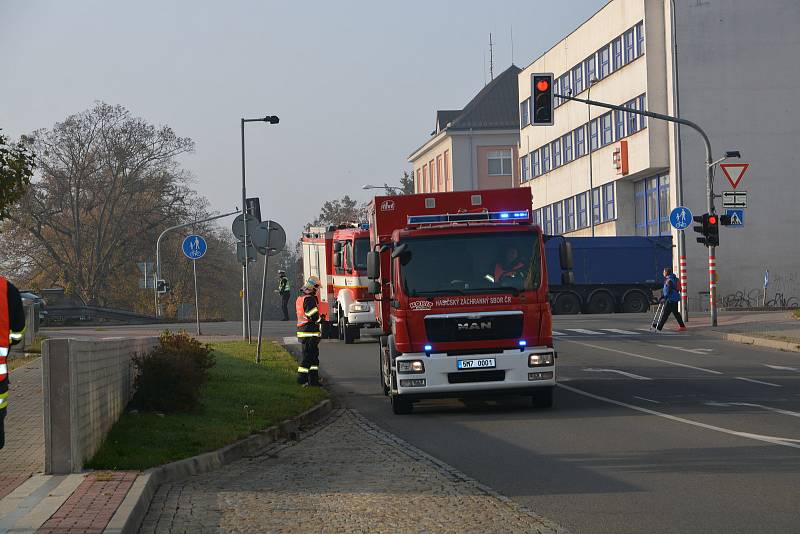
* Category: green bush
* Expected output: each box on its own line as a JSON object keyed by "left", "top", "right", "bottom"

{"left": 131, "top": 331, "right": 215, "bottom": 413}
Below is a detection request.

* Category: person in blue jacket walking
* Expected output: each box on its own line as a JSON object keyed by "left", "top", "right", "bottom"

{"left": 657, "top": 267, "right": 686, "bottom": 332}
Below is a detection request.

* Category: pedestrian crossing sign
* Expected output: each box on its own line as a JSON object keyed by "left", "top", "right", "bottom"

{"left": 724, "top": 209, "right": 744, "bottom": 228}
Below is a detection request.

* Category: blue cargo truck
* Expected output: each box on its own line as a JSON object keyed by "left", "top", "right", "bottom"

{"left": 544, "top": 236, "right": 673, "bottom": 314}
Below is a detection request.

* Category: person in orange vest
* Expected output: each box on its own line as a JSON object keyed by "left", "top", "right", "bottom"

{"left": 296, "top": 277, "right": 323, "bottom": 386}
{"left": 1, "top": 276, "right": 27, "bottom": 449}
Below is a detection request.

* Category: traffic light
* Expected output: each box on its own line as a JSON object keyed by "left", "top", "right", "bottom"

{"left": 157, "top": 279, "right": 171, "bottom": 294}
{"left": 693, "top": 213, "right": 720, "bottom": 247}
{"left": 245, "top": 197, "right": 262, "bottom": 222}
{"left": 531, "top": 73, "right": 554, "bottom": 126}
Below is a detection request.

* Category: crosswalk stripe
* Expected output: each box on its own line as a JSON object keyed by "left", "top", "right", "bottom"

{"left": 566, "top": 328, "right": 605, "bottom": 335}
{"left": 602, "top": 328, "right": 641, "bottom": 335}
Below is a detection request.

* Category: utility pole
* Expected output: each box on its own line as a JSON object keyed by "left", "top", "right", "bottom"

{"left": 556, "top": 92, "right": 727, "bottom": 326}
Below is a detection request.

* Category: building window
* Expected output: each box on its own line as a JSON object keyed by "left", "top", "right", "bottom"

{"left": 422, "top": 165, "right": 428, "bottom": 193}
{"left": 553, "top": 201, "right": 564, "bottom": 235}
{"left": 636, "top": 21, "right": 645, "bottom": 57}
{"left": 521, "top": 154, "right": 529, "bottom": 183}
{"left": 488, "top": 150, "right": 512, "bottom": 175}
{"left": 638, "top": 94, "right": 647, "bottom": 129}
{"left": 551, "top": 138, "right": 562, "bottom": 168}
{"left": 437, "top": 155, "right": 444, "bottom": 191}
{"left": 558, "top": 73, "right": 571, "bottom": 104}
{"left": 552, "top": 77, "right": 560, "bottom": 107}
{"left": 565, "top": 196, "right": 576, "bottom": 232}
{"left": 627, "top": 99, "right": 639, "bottom": 135}
{"left": 614, "top": 109, "right": 625, "bottom": 140}
{"left": 584, "top": 54, "right": 597, "bottom": 85}
{"left": 562, "top": 133, "right": 573, "bottom": 163}
{"left": 577, "top": 192, "right": 588, "bottom": 229}
{"left": 430, "top": 160, "right": 436, "bottom": 191}
{"left": 624, "top": 29, "right": 635, "bottom": 64}
{"left": 520, "top": 99, "right": 529, "bottom": 127}
{"left": 540, "top": 145, "right": 551, "bottom": 174}
{"left": 598, "top": 46, "right": 610, "bottom": 79}
{"left": 646, "top": 176, "right": 659, "bottom": 235}
{"left": 659, "top": 175, "right": 670, "bottom": 234}
{"left": 592, "top": 187, "right": 601, "bottom": 225}
{"left": 589, "top": 119, "right": 599, "bottom": 152}
{"left": 543, "top": 205, "right": 553, "bottom": 235}
{"left": 415, "top": 168, "right": 421, "bottom": 193}
{"left": 444, "top": 149, "right": 450, "bottom": 190}
{"left": 603, "top": 182, "right": 615, "bottom": 221}
{"left": 531, "top": 150, "right": 541, "bottom": 177}
{"left": 572, "top": 64, "right": 584, "bottom": 95}
{"left": 600, "top": 112, "right": 613, "bottom": 146}
{"left": 612, "top": 37, "right": 622, "bottom": 71}
{"left": 533, "top": 208, "right": 542, "bottom": 227}
{"left": 574, "top": 126, "right": 586, "bottom": 158}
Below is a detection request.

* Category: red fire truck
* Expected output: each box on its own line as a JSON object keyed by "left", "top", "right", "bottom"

{"left": 300, "top": 224, "right": 378, "bottom": 343}
{"left": 364, "top": 188, "right": 572, "bottom": 414}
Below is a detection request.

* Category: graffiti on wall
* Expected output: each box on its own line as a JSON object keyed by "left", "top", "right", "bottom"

{"left": 721, "top": 272, "right": 799, "bottom": 309}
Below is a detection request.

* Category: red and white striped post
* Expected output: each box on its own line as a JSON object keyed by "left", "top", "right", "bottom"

{"left": 679, "top": 254, "right": 688, "bottom": 321}
{"left": 708, "top": 251, "right": 717, "bottom": 324}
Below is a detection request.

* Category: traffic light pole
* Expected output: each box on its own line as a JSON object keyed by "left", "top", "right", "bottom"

{"left": 556, "top": 93, "right": 719, "bottom": 326}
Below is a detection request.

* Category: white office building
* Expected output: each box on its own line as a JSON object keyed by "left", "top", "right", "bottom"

{"left": 518, "top": 0, "right": 800, "bottom": 310}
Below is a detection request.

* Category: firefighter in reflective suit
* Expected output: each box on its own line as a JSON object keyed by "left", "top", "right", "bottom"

{"left": 1, "top": 275, "right": 26, "bottom": 449}
{"left": 296, "top": 277, "right": 323, "bottom": 386}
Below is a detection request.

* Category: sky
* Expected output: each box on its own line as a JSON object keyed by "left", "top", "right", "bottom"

{"left": 1, "top": 0, "right": 605, "bottom": 241}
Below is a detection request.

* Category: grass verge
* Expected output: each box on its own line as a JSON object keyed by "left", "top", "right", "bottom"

{"left": 87, "top": 340, "right": 328, "bottom": 470}
{"left": 9, "top": 355, "right": 40, "bottom": 371}
{"left": 793, "top": 309, "right": 800, "bottom": 320}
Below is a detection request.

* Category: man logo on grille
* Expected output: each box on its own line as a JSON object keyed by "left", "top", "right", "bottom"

{"left": 457, "top": 321, "right": 492, "bottom": 331}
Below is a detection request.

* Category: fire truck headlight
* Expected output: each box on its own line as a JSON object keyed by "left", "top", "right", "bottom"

{"left": 398, "top": 360, "right": 425, "bottom": 374}
{"left": 529, "top": 353, "right": 554, "bottom": 367}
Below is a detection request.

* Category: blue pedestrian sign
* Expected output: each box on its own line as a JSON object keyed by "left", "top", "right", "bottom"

{"left": 182, "top": 235, "right": 207, "bottom": 260}
{"left": 724, "top": 209, "right": 744, "bottom": 229}
{"left": 669, "top": 206, "right": 693, "bottom": 230}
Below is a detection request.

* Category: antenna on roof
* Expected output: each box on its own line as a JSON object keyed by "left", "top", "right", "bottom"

{"left": 510, "top": 25, "right": 514, "bottom": 65}
{"left": 489, "top": 33, "right": 494, "bottom": 81}
{"left": 483, "top": 49, "right": 487, "bottom": 86}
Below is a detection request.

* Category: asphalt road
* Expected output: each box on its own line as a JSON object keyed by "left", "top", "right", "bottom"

{"left": 318, "top": 314, "right": 800, "bottom": 534}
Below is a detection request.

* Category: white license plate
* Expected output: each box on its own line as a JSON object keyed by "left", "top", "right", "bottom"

{"left": 457, "top": 358, "right": 496, "bottom": 370}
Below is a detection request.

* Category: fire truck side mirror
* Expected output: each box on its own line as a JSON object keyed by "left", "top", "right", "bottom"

{"left": 559, "top": 240, "right": 574, "bottom": 271}
{"left": 367, "top": 280, "right": 381, "bottom": 294}
{"left": 367, "top": 251, "right": 380, "bottom": 279}
{"left": 333, "top": 252, "right": 342, "bottom": 268}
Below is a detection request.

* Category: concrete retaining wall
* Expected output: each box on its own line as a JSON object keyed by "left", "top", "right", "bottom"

{"left": 42, "top": 337, "right": 158, "bottom": 474}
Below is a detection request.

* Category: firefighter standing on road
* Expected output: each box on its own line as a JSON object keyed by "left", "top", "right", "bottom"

{"left": 277, "top": 270, "right": 291, "bottom": 321}
{"left": 656, "top": 267, "right": 686, "bottom": 332}
{"left": 1, "top": 275, "right": 27, "bottom": 449}
{"left": 296, "top": 277, "right": 323, "bottom": 386}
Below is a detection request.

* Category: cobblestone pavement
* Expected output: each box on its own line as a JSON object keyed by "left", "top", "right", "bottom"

{"left": 0, "top": 358, "right": 44, "bottom": 498}
{"left": 140, "top": 409, "right": 566, "bottom": 534}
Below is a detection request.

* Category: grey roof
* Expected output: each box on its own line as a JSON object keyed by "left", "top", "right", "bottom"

{"left": 435, "top": 64, "right": 521, "bottom": 133}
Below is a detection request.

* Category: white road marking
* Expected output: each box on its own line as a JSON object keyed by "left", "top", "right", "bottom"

{"left": 566, "top": 328, "right": 605, "bottom": 335}
{"left": 734, "top": 376, "right": 782, "bottom": 388}
{"left": 563, "top": 339, "right": 724, "bottom": 375}
{"left": 583, "top": 368, "right": 652, "bottom": 380}
{"left": 633, "top": 396, "right": 661, "bottom": 404}
{"left": 656, "top": 344, "right": 715, "bottom": 355}
{"left": 552, "top": 331, "right": 565, "bottom": 336}
{"left": 705, "top": 401, "right": 800, "bottom": 419}
{"left": 602, "top": 328, "right": 641, "bottom": 335}
{"left": 557, "top": 383, "right": 800, "bottom": 450}
{"left": 636, "top": 328, "right": 677, "bottom": 335}
{"left": 764, "top": 364, "right": 799, "bottom": 372}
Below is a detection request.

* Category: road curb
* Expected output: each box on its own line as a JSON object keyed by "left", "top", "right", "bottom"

{"left": 724, "top": 333, "right": 800, "bottom": 353}
{"left": 102, "top": 398, "right": 333, "bottom": 534}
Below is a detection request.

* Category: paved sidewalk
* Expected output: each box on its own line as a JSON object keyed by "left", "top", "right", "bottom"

{"left": 139, "top": 409, "right": 564, "bottom": 534}
{"left": 0, "top": 357, "right": 45, "bottom": 498}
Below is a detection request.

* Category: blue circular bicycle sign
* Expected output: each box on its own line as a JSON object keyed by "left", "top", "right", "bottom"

{"left": 182, "top": 235, "right": 207, "bottom": 260}
{"left": 669, "top": 206, "right": 693, "bottom": 231}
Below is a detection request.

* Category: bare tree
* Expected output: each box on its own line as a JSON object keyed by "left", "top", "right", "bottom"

{"left": 0, "top": 129, "right": 35, "bottom": 220}
{"left": 6, "top": 103, "right": 195, "bottom": 304}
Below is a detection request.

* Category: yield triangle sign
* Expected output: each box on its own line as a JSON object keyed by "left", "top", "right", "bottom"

{"left": 720, "top": 163, "right": 749, "bottom": 189}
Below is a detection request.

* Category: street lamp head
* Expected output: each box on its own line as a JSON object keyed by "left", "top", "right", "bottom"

{"left": 362, "top": 184, "right": 374, "bottom": 190}
{"left": 264, "top": 115, "right": 280, "bottom": 124}
{"left": 724, "top": 150, "right": 741, "bottom": 159}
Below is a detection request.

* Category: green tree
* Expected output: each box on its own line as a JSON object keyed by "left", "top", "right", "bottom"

{"left": 312, "top": 194, "right": 365, "bottom": 227}
{"left": 0, "top": 130, "right": 35, "bottom": 220}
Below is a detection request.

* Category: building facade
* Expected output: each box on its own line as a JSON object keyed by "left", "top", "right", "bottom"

{"left": 518, "top": 0, "right": 800, "bottom": 310}
{"left": 410, "top": 65, "right": 521, "bottom": 193}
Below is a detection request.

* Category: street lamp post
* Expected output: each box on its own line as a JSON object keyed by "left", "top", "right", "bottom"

{"left": 362, "top": 184, "right": 401, "bottom": 193}
{"left": 240, "top": 115, "right": 279, "bottom": 341}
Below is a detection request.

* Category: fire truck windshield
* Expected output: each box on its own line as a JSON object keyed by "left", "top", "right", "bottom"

{"left": 399, "top": 231, "right": 541, "bottom": 297}
{"left": 354, "top": 238, "right": 370, "bottom": 270}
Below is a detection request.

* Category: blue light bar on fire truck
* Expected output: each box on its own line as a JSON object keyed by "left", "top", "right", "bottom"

{"left": 407, "top": 210, "right": 530, "bottom": 225}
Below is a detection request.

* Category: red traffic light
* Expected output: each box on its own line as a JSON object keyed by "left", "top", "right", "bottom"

{"left": 708, "top": 215, "right": 717, "bottom": 225}
{"left": 536, "top": 79, "right": 550, "bottom": 92}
